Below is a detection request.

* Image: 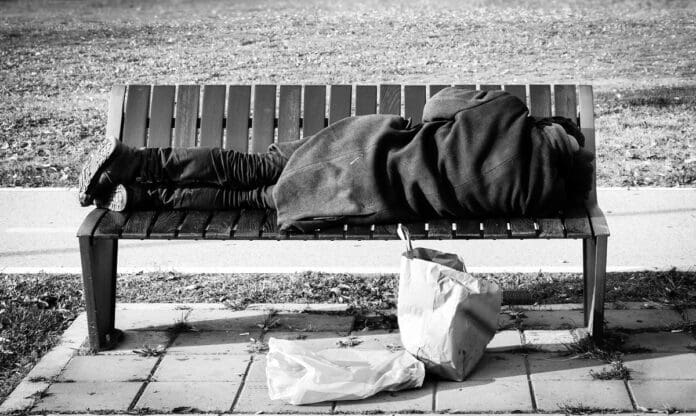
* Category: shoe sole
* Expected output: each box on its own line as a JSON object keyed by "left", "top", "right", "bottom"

{"left": 95, "top": 184, "right": 128, "bottom": 212}
{"left": 78, "top": 137, "right": 118, "bottom": 206}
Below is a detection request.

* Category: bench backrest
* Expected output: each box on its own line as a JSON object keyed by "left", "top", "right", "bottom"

{"left": 106, "top": 84, "right": 597, "bottom": 202}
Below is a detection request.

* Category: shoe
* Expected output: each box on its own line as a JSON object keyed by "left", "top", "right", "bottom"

{"left": 94, "top": 184, "right": 128, "bottom": 212}
{"left": 78, "top": 136, "right": 141, "bottom": 206}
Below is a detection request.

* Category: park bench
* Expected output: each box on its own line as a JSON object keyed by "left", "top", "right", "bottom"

{"left": 77, "top": 83, "right": 610, "bottom": 351}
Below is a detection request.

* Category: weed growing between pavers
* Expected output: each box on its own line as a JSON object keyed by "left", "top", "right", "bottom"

{"left": 132, "top": 344, "right": 166, "bottom": 357}
{"left": 563, "top": 332, "right": 634, "bottom": 380}
{"left": 166, "top": 310, "right": 197, "bottom": 339}
{"left": 558, "top": 401, "right": 616, "bottom": 415}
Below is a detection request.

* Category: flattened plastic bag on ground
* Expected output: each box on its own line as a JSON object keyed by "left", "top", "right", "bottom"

{"left": 396, "top": 225, "right": 502, "bottom": 381}
{"left": 266, "top": 337, "right": 425, "bottom": 405}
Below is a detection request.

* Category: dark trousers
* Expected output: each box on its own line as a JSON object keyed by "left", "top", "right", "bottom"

{"left": 130, "top": 143, "right": 299, "bottom": 210}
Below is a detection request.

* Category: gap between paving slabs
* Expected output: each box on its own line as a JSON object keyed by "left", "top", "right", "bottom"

{"left": 3, "top": 301, "right": 695, "bottom": 414}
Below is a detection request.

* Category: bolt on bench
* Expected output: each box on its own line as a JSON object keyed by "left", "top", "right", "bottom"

{"left": 77, "top": 83, "right": 610, "bottom": 351}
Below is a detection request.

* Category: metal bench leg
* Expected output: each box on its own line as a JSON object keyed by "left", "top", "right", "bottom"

{"left": 584, "top": 236, "right": 608, "bottom": 341}
{"left": 582, "top": 238, "right": 596, "bottom": 326}
{"left": 78, "top": 236, "right": 122, "bottom": 351}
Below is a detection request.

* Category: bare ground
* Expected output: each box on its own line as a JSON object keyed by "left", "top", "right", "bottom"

{"left": 0, "top": 0, "right": 695, "bottom": 186}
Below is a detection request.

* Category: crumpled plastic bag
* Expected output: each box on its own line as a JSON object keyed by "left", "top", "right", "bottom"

{"left": 266, "top": 337, "right": 425, "bottom": 405}
{"left": 397, "top": 225, "right": 502, "bottom": 381}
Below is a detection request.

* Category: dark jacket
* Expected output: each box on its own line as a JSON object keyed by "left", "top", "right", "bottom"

{"left": 272, "top": 87, "right": 574, "bottom": 232}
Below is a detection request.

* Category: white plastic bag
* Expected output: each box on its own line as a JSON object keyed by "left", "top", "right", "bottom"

{"left": 266, "top": 337, "right": 425, "bottom": 405}
{"left": 397, "top": 225, "right": 502, "bottom": 381}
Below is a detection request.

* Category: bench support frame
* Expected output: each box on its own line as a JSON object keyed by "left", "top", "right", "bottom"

{"left": 79, "top": 236, "right": 123, "bottom": 350}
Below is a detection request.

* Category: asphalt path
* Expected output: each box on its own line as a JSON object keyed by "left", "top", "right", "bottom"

{"left": 0, "top": 188, "right": 694, "bottom": 274}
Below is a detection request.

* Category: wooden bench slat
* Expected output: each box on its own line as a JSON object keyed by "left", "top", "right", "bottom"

{"left": 563, "top": 206, "right": 593, "bottom": 238}
{"left": 121, "top": 211, "right": 158, "bottom": 239}
{"left": 503, "top": 84, "right": 527, "bottom": 105}
{"left": 537, "top": 216, "right": 565, "bottom": 239}
{"left": 122, "top": 85, "right": 150, "bottom": 147}
{"left": 404, "top": 85, "right": 426, "bottom": 124}
{"left": 379, "top": 84, "right": 401, "bottom": 115}
{"left": 429, "top": 84, "right": 450, "bottom": 97}
{"left": 529, "top": 84, "right": 552, "bottom": 118}
{"left": 226, "top": 85, "right": 251, "bottom": 151}
{"left": 482, "top": 218, "right": 509, "bottom": 239}
{"left": 455, "top": 84, "right": 476, "bottom": 90}
{"left": 402, "top": 222, "right": 427, "bottom": 240}
{"left": 261, "top": 209, "right": 286, "bottom": 239}
{"left": 509, "top": 217, "right": 538, "bottom": 238}
{"left": 303, "top": 85, "right": 326, "bottom": 136}
{"left": 480, "top": 84, "right": 501, "bottom": 91}
{"left": 251, "top": 85, "right": 276, "bottom": 153}
{"left": 554, "top": 84, "right": 578, "bottom": 123}
{"left": 278, "top": 85, "right": 301, "bottom": 143}
{"left": 178, "top": 210, "right": 212, "bottom": 239}
{"left": 105, "top": 86, "right": 125, "bottom": 140}
{"left": 329, "top": 85, "right": 352, "bottom": 125}
{"left": 315, "top": 224, "right": 346, "bottom": 240}
{"left": 579, "top": 85, "right": 598, "bottom": 203}
{"left": 345, "top": 224, "right": 374, "bottom": 240}
{"left": 205, "top": 210, "right": 240, "bottom": 239}
{"left": 149, "top": 85, "right": 175, "bottom": 147}
{"left": 427, "top": 219, "right": 453, "bottom": 239}
{"left": 372, "top": 224, "right": 397, "bottom": 239}
{"left": 199, "top": 85, "right": 226, "bottom": 148}
{"left": 94, "top": 211, "right": 130, "bottom": 238}
{"left": 174, "top": 85, "right": 200, "bottom": 147}
{"left": 355, "top": 85, "right": 377, "bottom": 115}
{"left": 150, "top": 210, "right": 187, "bottom": 239}
{"left": 454, "top": 219, "right": 482, "bottom": 239}
{"left": 235, "top": 209, "right": 267, "bottom": 238}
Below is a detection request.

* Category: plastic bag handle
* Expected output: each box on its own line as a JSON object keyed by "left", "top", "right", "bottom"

{"left": 396, "top": 223, "right": 413, "bottom": 251}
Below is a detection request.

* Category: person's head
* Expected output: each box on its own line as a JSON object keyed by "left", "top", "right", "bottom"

{"left": 536, "top": 116, "right": 594, "bottom": 203}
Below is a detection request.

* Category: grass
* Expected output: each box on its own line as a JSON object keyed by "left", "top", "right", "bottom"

{"left": 0, "top": 0, "right": 695, "bottom": 187}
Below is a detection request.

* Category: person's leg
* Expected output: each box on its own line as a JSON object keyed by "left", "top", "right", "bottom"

{"left": 80, "top": 137, "right": 287, "bottom": 206}
{"left": 95, "top": 184, "right": 275, "bottom": 211}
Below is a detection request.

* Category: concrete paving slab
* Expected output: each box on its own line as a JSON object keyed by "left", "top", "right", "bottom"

{"left": 487, "top": 330, "right": 523, "bottom": 352}
{"left": 92, "top": 330, "right": 171, "bottom": 355}
{"left": 629, "top": 380, "right": 696, "bottom": 411}
{"left": 115, "top": 308, "right": 193, "bottom": 331}
{"left": 346, "top": 329, "right": 403, "bottom": 351}
{"left": 528, "top": 354, "right": 615, "bottom": 381}
{"left": 247, "top": 302, "right": 350, "bottom": 313}
{"left": 135, "top": 381, "right": 241, "bottom": 412}
{"left": 533, "top": 380, "right": 634, "bottom": 412}
{"left": 467, "top": 353, "right": 528, "bottom": 381}
{"left": 523, "top": 330, "right": 577, "bottom": 352}
{"left": 153, "top": 355, "right": 250, "bottom": 382}
{"left": 233, "top": 380, "right": 332, "bottom": 413}
{"left": 521, "top": 310, "right": 585, "bottom": 330}
{"left": 335, "top": 382, "right": 435, "bottom": 413}
{"left": 32, "top": 381, "right": 143, "bottom": 412}
{"left": 436, "top": 379, "right": 533, "bottom": 412}
{"left": 269, "top": 312, "right": 355, "bottom": 333}
{"left": 57, "top": 355, "right": 158, "bottom": 382}
{"left": 622, "top": 353, "right": 696, "bottom": 380}
{"left": 168, "top": 330, "right": 261, "bottom": 355}
{"left": 264, "top": 331, "right": 348, "bottom": 350}
{"left": 0, "top": 380, "right": 50, "bottom": 413}
{"left": 622, "top": 332, "right": 696, "bottom": 353}
{"left": 184, "top": 309, "right": 268, "bottom": 331}
{"left": 605, "top": 309, "right": 684, "bottom": 331}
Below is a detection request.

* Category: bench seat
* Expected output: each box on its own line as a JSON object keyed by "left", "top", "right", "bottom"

{"left": 77, "top": 83, "right": 609, "bottom": 351}
{"left": 79, "top": 204, "right": 605, "bottom": 241}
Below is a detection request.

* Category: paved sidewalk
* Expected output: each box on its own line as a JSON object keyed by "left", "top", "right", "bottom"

{"left": 2, "top": 302, "right": 695, "bottom": 414}
{"left": 0, "top": 187, "right": 695, "bottom": 274}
